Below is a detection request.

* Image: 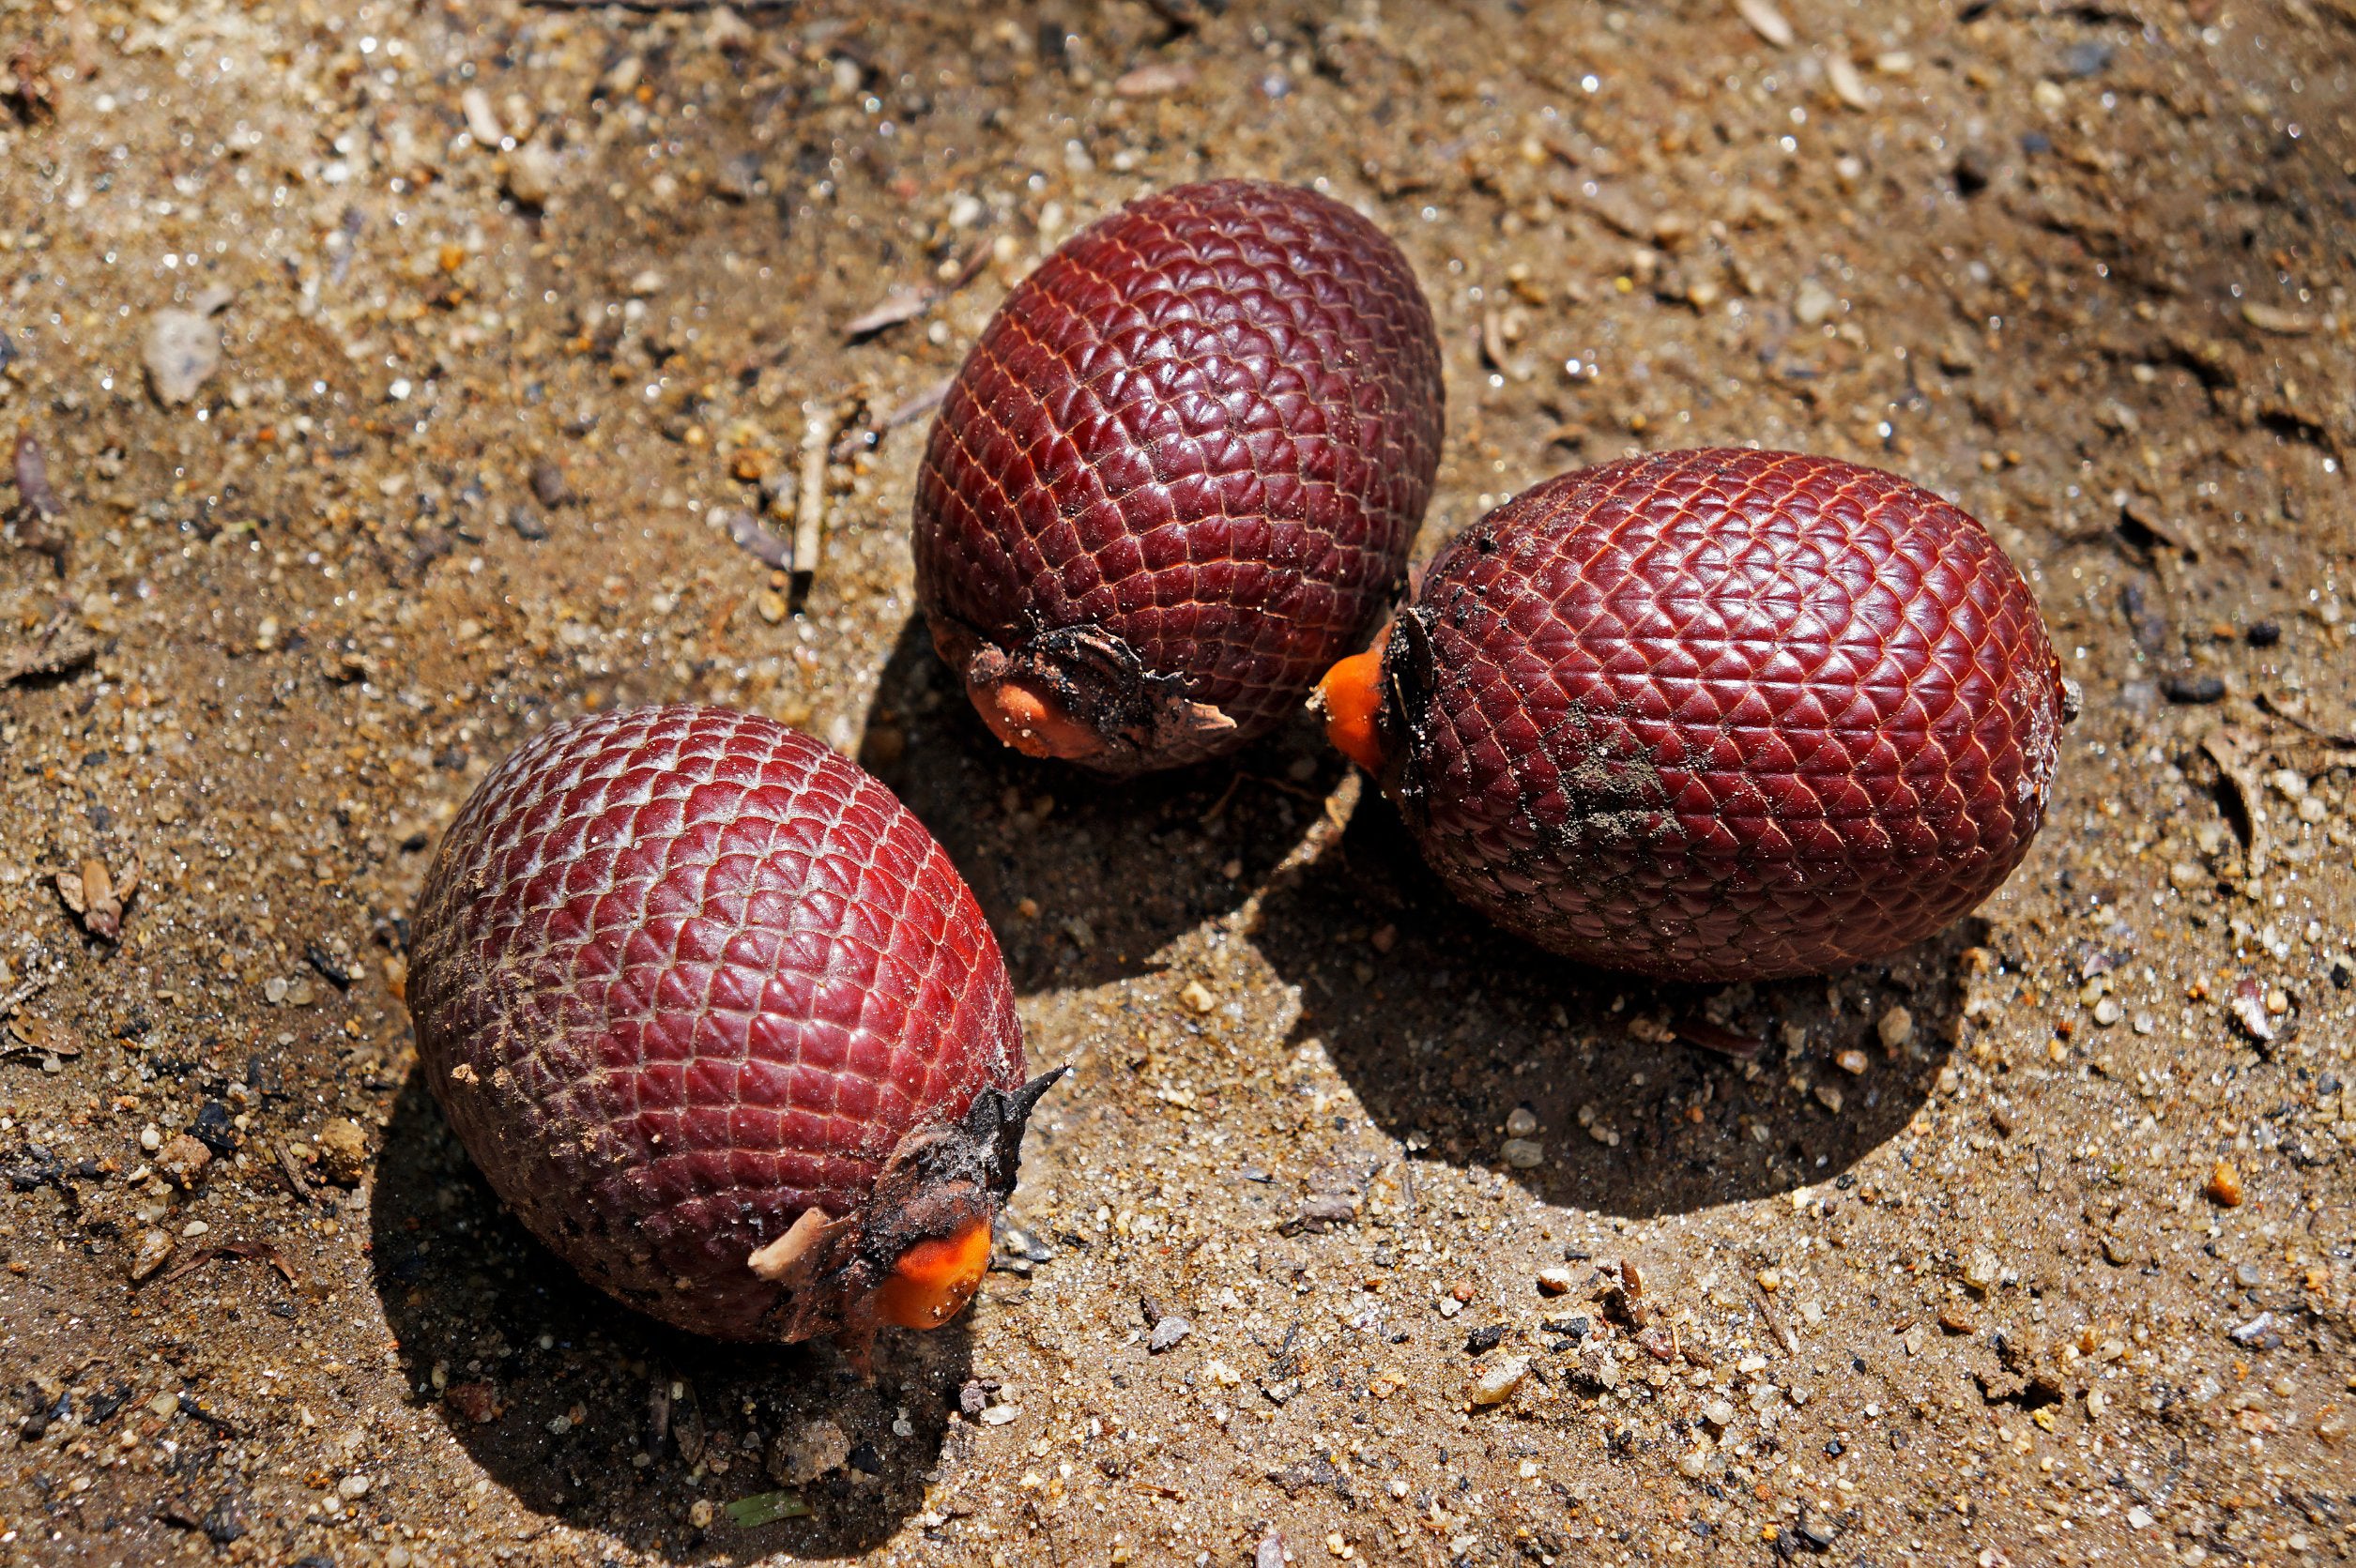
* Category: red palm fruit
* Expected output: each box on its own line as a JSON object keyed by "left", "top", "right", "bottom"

{"left": 915, "top": 179, "right": 1444, "bottom": 775}
{"left": 405, "top": 705, "right": 1058, "bottom": 1352}
{"left": 1316, "top": 449, "right": 2073, "bottom": 981}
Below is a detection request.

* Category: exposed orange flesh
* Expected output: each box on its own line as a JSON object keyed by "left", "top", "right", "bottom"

{"left": 874, "top": 1216, "right": 994, "bottom": 1331}
{"left": 970, "top": 675, "right": 1106, "bottom": 763}
{"left": 1316, "top": 645, "right": 1389, "bottom": 772}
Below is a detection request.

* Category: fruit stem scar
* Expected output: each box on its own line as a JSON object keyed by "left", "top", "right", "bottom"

{"left": 874, "top": 1217, "right": 993, "bottom": 1330}
{"left": 1315, "top": 642, "right": 1390, "bottom": 772}
{"left": 967, "top": 670, "right": 1109, "bottom": 762}
{"left": 746, "top": 1205, "right": 832, "bottom": 1283}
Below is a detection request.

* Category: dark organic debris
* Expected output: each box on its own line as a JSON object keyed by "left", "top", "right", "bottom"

{"left": 1671, "top": 1017, "right": 1764, "bottom": 1059}
{"left": 155, "top": 1240, "right": 298, "bottom": 1290}
{"left": 4, "top": 1013, "right": 84, "bottom": 1066}
{"left": 842, "top": 237, "right": 991, "bottom": 341}
{"left": 303, "top": 942, "right": 354, "bottom": 989}
{"left": 6, "top": 44, "right": 58, "bottom": 122}
{"left": 12, "top": 432, "right": 60, "bottom": 518}
{"left": 2257, "top": 690, "right": 2356, "bottom": 746}
{"left": 725, "top": 508, "right": 793, "bottom": 571}
{"left": 1267, "top": 1456, "right": 1350, "bottom": 1499}
{"left": 1280, "top": 1192, "right": 1357, "bottom": 1235}
{"left": 842, "top": 288, "right": 933, "bottom": 340}
{"left": 881, "top": 377, "right": 955, "bottom": 431}
{"left": 54, "top": 855, "right": 141, "bottom": 942}
{"left": 8, "top": 434, "right": 67, "bottom": 572}
{"left": 2119, "top": 492, "right": 2202, "bottom": 557}
{"left": 0, "top": 614, "right": 96, "bottom": 686}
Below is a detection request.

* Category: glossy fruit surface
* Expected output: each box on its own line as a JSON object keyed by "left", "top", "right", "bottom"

{"left": 915, "top": 178, "right": 1444, "bottom": 774}
{"left": 1335, "top": 449, "right": 2069, "bottom": 981}
{"left": 406, "top": 705, "right": 1044, "bottom": 1345}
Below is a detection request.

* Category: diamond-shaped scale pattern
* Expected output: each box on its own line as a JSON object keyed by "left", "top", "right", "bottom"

{"left": 406, "top": 707, "right": 1024, "bottom": 1340}
{"left": 916, "top": 179, "right": 1444, "bottom": 764}
{"left": 1398, "top": 449, "right": 2067, "bottom": 981}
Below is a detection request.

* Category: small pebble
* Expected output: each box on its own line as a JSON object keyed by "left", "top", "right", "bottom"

{"left": 1469, "top": 1356, "right": 1528, "bottom": 1406}
{"left": 530, "top": 461, "right": 576, "bottom": 509}
{"left": 1505, "top": 1105, "right": 1538, "bottom": 1137}
{"left": 1836, "top": 1049, "right": 1869, "bottom": 1075}
{"left": 505, "top": 142, "right": 558, "bottom": 207}
{"left": 774, "top": 1418, "right": 850, "bottom": 1484}
{"left": 2092, "top": 997, "right": 2122, "bottom": 1027}
{"left": 1702, "top": 1399, "right": 1736, "bottom": 1429}
{"left": 1147, "top": 1316, "right": 1193, "bottom": 1353}
{"left": 1735, "top": 0, "right": 1794, "bottom": 49}
{"left": 1876, "top": 1006, "right": 1913, "bottom": 1051}
{"left": 1535, "top": 1266, "right": 1574, "bottom": 1296}
{"left": 128, "top": 1229, "right": 175, "bottom": 1281}
{"left": 1500, "top": 1137, "right": 1545, "bottom": 1169}
{"left": 1962, "top": 1248, "right": 2000, "bottom": 1293}
{"left": 155, "top": 1133, "right": 213, "bottom": 1190}
{"left": 2206, "top": 1158, "right": 2243, "bottom": 1208}
{"left": 316, "top": 1119, "right": 368, "bottom": 1187}
{"left": 1180, "top": 981, "right": 1216, "bottom": 1015}
{"left": 337, "top": 1474, "right": 371, "bottom": 1499}
{"left": 144, "top": 310, "right": 222, "bottom": 405}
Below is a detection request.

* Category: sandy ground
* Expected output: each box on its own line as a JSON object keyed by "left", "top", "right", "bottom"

{"left": 2, "top": 0, "right": 2354, "bottom": 1563}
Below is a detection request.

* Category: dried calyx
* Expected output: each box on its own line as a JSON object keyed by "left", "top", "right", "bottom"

{"left": 937, "top": 619, "right": 1234, "bottom": 774}
{"left": 747, "top": 1068, "right": 1064, "bottom": 1361}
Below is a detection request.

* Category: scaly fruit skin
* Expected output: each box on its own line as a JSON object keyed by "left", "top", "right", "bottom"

{"left": 915, "top": 178, "right": 1444, "bottom": 774}
{"left": 406, "top": 706, "right": 1028, "bottom": 1343}
{"left": 1372, "top": 449, "right": 2068, "bottom": 982}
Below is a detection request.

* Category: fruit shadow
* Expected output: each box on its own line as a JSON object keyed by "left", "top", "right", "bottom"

{"left": 857, "top": 613, "right": 1347, "bottom": 994}
{"left": 1247, "top": 795, "right": 1976, "bottom": 1219}
{"left": 369, "top": 1071, "right": 972, "bottom": 1563}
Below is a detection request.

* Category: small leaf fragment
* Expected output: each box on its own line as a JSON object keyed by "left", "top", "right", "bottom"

{"left": 724, "top": 1490, "right": 811, "bottom": 1528}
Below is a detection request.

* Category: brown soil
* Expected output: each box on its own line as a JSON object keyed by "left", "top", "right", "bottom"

{"left": 2, "top": 1, "right": 2352, "bottom": 1565}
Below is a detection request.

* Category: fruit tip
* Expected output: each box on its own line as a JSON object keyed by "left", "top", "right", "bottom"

{"left": 874, "top": 1216, "right": 994, "bottom": 1330}
{"left": 1315, "top": 643, "right": 1389, "bottom": 773}
{"left": 967, "top": 672, "right": 1109, "bottom": 763}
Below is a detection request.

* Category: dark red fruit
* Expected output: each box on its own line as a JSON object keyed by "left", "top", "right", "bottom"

{"left": 1321, "top": 449, "right": 2072, "bottom": 982}
{"left": 406, "top": 706, "right": 1056, "bottom": 1350}
{"left": 915, "top": 179, "right": 1444, "bottom": 775}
